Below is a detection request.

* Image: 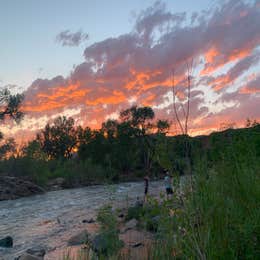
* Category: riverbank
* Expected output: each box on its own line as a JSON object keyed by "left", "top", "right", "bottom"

{"left": 0, "top": 176, "right": 45, "bottom": 201}
{"left": 0, "top": 180, "right": 165, "bottom": 260}
{"left": 0, "top": 174, "right": 165, "bottom": 201}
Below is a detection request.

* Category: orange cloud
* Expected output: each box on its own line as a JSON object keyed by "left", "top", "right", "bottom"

{"left": 142, "top": 93, "right": 157, "bottom": 106}
{"left": 4, "top": 0, "right": 259, "bottom": 142}
{"left": 23, "top": 101, "right": 66, "bottom": 112}
{"left": 23, "top": 83, "right": 91, "bottom": 113}
{"left": 201, "top": 47, "right": 251, "bottom": 76}
{"left": 204, "top": 47, "right": 218, "bottom": 64}
{"left": 85, "top": 90, "right": 126, "bottom": 105}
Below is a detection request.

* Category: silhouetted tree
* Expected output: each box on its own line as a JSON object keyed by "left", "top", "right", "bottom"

{"left": 37, "top": 116, "right": 80, "bottom": 159}
{"left": 101, "top": 119, "right": 118, "bottom": 139}
{"left": 23, "top": 140, "right": 47, "bottom": 160}
{"left": 156, "top": 119, "right": 170, "bottom": 134}
{"left": 0, "top": 88, "right": 24, "bottom": 158}
{"left": 0, "top": 138, "right": 16, "bottom": 158}
{"left": 120, "top": 106, "right": 155, "bottom": 136}
{"left": 0, "top": 88, "right": 24, "bottom": 123}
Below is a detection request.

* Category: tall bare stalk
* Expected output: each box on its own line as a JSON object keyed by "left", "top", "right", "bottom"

{"left": 184, "top": 59, "right": 193, "bottom": 135}
{"left": 171, "top": 59, "right": 193, "bottom": 135}
{"left": 172, "top": 70, "right": 185, "bottom": 135}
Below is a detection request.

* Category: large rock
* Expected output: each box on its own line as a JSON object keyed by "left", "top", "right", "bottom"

{"left": 121, "top": 218, "right": 138, "bottom": 233}
{"left": 16, "top": 253, "right": 43, "bottom": 260}
{"left": 67, "top": 230, "right": 90, "bottom": 246}
{"left": 0, "top": 236, "right": 13, "bottom": 248}
{"left": 26, "top": 246, "right": 46, "bottom": 257}
{"left": 0, "top": 176, "right": 45, "bottom": 201}
{"left": 46, "top": 177, "right": 65, "bottom": 190}
{"left": 15, "top": 246, "right": 46, "bottom": 260}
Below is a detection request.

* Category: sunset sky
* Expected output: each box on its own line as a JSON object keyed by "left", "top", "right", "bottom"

{"left": 0, "top": 0, "right": 259, "bottom": 143}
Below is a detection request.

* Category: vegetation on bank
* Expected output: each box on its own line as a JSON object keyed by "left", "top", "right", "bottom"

{"left": 62, "top": 123, "right": 260, "bottom": 259}
{"left": 0, "top": 104, "right": 259, "bottom": 189}
{"left": 0, "top": 89, "right": 259, "bottom": 258}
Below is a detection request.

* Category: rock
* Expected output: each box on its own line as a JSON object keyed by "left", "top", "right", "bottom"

{"left": 15, "top": 246, "right": 46, "bottom": 260}
{"left": 124, "top": 218, "right": 138, "bottom": 231}
{"left": 0, "top": 236, "right": 13, "bottom": 248}
{"left": 46, "top": 177, "right": 65, "bottom": 190}
{"left": 67, "top": 230, "right": 90, "bottom": 246}
{"left": 132, "top": 242, "right": 144, "bottom": 248}
{"left": 118, "top": 213, "right": 124, "bottom": 218}
{"left": 26, "top": 246, "right": 46, "bottom": 257}
{"left": 16, "top": 253, "right": 43, "bottom": 260}
{"left": 82, "top": 218, "right": 95, "bottom": 223}
{"left": 0, "top": 176, "right": 45, "bottom": 201}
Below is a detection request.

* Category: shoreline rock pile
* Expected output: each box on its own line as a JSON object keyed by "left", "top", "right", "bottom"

{"left": 0, "top": 176, "right": 45, "bottom": 201}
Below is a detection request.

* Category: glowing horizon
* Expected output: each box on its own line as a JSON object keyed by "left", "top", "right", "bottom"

{"left": 0, "top": 0, "right": 259, "bottom": 143}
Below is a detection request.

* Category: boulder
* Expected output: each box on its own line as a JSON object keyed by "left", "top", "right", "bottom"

{"left": 67, "top": 230, "right": 90, "bottom": 246}
{"left": 122, "top": 218, "right": 138, "bottom": 232}
{"left": 0, "top": 236, "right": 13, "bottom": 248}
{"left": 15, "top": 246, "right": 46, "bottom": 260}
{"left": 16, "top": 253, "right": 43, "bottom": 260}
{"left": 26, "top": 246, "right": 46, "bottom": 257}
{"left": 46, "top": 177, "right": 65, "bottom": 190}
{"left": 0, "top": 176, "right": 45, "bottom": 201}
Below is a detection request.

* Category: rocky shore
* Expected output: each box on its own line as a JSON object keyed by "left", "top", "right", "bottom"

{"left": 0, "top": 180, "right": 165, "bottom": 259}
{"left": 0, "top": 206, "right": 154, "bottom": 260}
{"left": 0, "top": 176, "right": 45, "bottom": 201}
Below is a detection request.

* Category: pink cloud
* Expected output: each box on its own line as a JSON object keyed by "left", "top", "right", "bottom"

{"left": 6, "top": 0, "right": 259, "bottom": 141}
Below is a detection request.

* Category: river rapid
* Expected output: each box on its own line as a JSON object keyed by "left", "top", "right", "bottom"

{"left": 0, "top": 180, "right": 165, "bottom": 259}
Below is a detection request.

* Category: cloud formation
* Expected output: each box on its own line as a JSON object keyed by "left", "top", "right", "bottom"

{"left": 56, "top": 30, "right": 89, "bottom": 46}
{"left": 4, "top": 0, "right": 260, "bottom": 140}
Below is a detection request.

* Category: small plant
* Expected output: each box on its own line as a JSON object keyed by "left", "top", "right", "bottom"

{"left": 95, "top": 205, "right": 124, "bottom": 257}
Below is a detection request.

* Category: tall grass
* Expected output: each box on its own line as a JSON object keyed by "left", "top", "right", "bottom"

{"left": 61, "top": 131, "right": 260, "bottom": 259}
{"left": 150, "top": 133, "right": 260, "bottom": 259}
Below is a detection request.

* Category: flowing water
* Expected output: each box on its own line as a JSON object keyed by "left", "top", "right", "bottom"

{"left": 0, "top": 180, "right": 164, "bottom": 259}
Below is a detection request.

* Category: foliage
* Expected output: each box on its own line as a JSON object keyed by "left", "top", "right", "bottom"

{"left": 148, "top": 129, "right": 260, "bottom": 259}
{"left": 37, "top": 116, "right": 81, "bottom": 159}
{"left": 0, "top": 88, "right": 24, "bottom": 123}
{"left": 0, "top": 138, "right": 16, "bottom": 159}
{"left": 96, "top": 205, "right": 124, "bottom": 257}
{"left": 0, "top": 88, "right": 24, "bottom": 159}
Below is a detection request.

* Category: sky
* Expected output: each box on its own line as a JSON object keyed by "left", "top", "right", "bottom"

{"left": 0, "top": 0, "right": 259, "bottom": 143}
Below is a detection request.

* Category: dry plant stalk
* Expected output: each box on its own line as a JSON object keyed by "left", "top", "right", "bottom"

{"left": 172, "top": 59, "right": 193, "bottom": 135}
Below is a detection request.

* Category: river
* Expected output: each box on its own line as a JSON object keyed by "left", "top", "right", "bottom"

{"left": 0, "top": 180, "right": 165, "bottom": 259}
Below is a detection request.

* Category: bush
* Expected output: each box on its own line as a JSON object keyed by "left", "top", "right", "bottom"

{"left": 95, "top": 205, "right": 124, "bottom": 257}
